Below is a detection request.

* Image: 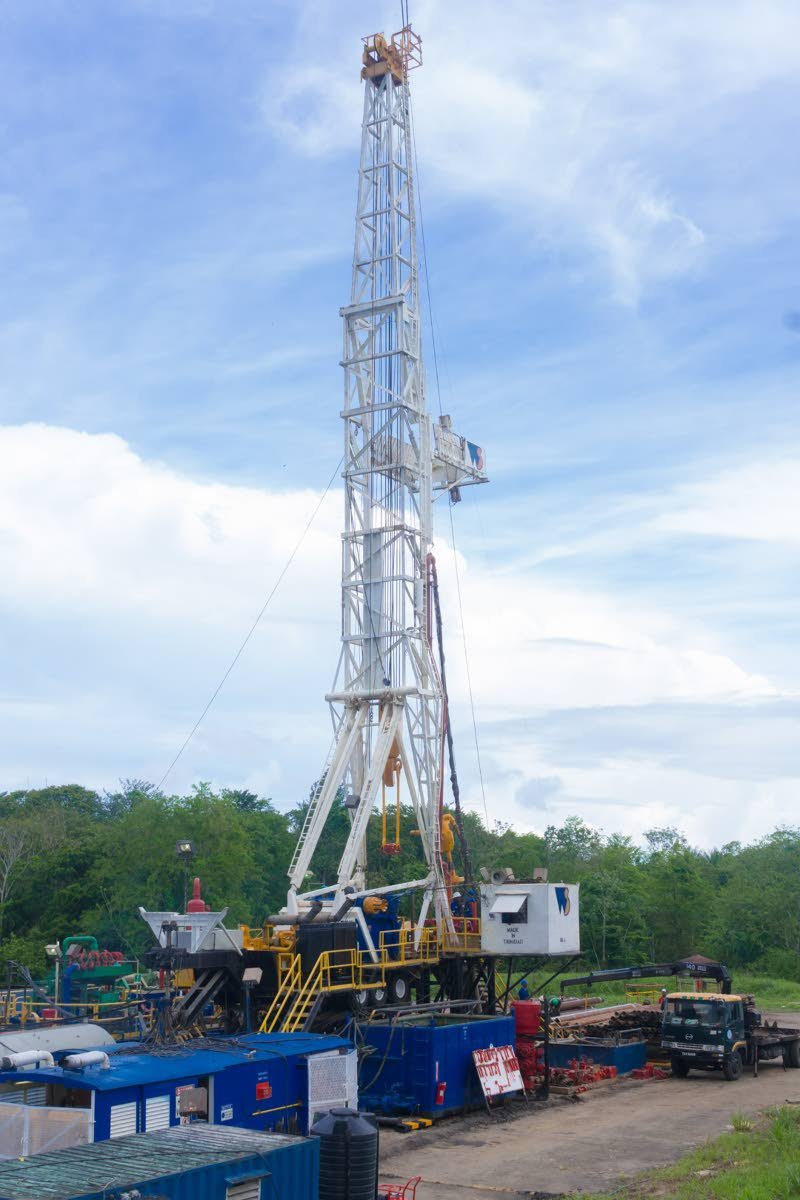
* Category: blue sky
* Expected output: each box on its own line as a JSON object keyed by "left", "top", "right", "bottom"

{"left": 1, "top": 0, "right": 799, "bottom": 848}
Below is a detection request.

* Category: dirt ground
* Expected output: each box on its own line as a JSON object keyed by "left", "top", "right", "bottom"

{"left": 378, "top": 1011, "right": 800, "bottom": 1199}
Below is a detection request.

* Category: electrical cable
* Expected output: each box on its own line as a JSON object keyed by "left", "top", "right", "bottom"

{"left": 408, "top": 77, "right": 491, "bottom": 829}
{"left": 429, "top": 556, "right": 473, "bottom": 884}
{"left": 157, "top": 454, "right": 344, "bottom": 791}
{"left": 448, "top": 503, "right": 490, "bottom": 828}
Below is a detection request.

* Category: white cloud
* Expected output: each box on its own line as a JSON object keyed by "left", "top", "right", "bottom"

{"left": 656, "top": 458, "right": 800, "bottom": 545}
{"left": 261, "top": 0, "right": 800, "bottom": 302}
{"left": 1, "top": 422, "right": 789, "bottom": 849}
{"left": 437, "top": 550, "right": 773, "bottom": 716}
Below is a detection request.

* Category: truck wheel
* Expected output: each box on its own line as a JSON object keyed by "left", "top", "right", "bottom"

{"left": 783, "top": 1040, "right": 800, "bottom": 1069}
{"left": 723, "top": 1051, "right": 743, "bottom": 1081}
{"left": 351, "top": 987, "right": 369, "bottom": 1011}
{"left": 671, "top": 1058, "right": 691, "bottom": 1078}
{"left": 389, "top": 973, "right": 410, "bottom": 1005}
{"left": 369, "top": 985, "right": 387, "bottom": 1008}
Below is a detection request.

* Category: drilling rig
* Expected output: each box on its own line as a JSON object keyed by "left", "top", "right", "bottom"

{"left": 282, "top": 26, "right": 487, "bottom": 949}
{"left": 140, "top": 28, "right": 579, "bottom": 1036}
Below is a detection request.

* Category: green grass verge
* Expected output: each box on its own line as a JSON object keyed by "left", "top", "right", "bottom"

{"left": 596, "top": 975, "right": 800, "bottom": 1012}
{"left": 571, "top": 1106, "right": 800, "bottom": 1199}
{"left": 521, "top": 970, "right": 800, "bottom": 1012}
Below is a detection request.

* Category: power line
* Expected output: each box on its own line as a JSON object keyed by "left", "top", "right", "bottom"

{"left": 157, "top": 455, "right": 344, "bottom": 791}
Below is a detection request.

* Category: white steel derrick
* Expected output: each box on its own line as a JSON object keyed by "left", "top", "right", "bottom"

{"left": 286, "top": 34, "right": 486, "bottom": 940}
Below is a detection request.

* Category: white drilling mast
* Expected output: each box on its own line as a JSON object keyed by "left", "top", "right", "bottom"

{"left": 286, "top": 28, "right": 487, "bottom": 946}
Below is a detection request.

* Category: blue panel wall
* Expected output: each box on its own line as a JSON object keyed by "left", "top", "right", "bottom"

{"left": 211, "top": 1056, "right": 308, "bottom": 1133}
{"left": 358, "top": 1016, "right": 516, "bottom": 1115}
{"left": 94, "top": 1074, "right": 200, "bottom": 1140}
{"left": 59, "top": 1135, "right": 319, "bottom": 1200}
{"left": 547, "top": 1039, "right": 647, "bottom": 1074}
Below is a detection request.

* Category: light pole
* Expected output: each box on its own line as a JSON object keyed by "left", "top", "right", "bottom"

{"left": 175, "top": 840, "right": 195, "bottom": 911}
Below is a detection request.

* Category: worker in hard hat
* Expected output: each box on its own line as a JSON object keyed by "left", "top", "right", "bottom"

{"left": 518, "top": 979, "right": 530, "bottom": 1001}
{"left": 659, "top": 987, "right": 668, "bottom": 1009}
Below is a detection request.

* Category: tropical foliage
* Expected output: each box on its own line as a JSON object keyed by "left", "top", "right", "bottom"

{"left": 0, "top": 783, "right": 798, "bottom": 980}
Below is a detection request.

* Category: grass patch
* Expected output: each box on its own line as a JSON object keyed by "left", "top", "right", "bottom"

{"left": 527, "top": 972, "right": 800, "bottom": 1012}
{"left": 571, "top": 1105, "right": 800, "bottom": 1199}
{"left": 732, "top": 975, "right": 800, "bottom": 1012}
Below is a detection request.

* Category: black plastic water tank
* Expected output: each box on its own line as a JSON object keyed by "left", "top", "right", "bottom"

{"left": 311, "top": 1107, "right": 379, "bottom": 1200}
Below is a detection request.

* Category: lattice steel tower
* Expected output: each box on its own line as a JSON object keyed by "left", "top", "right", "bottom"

{"left": 286, "top": 28, "right": 487, "bottom": 946}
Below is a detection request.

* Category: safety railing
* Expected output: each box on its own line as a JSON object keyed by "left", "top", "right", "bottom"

{"left": 440, "top": 917, "right": 482, "bottom": 954}
{"left": 625, "top": 986, "right": 662, "bottom": 1005}
{"left": 260, "top": 954, "right": 302, "bottom": 1033}
{"left": 282, "top": 957, "right": 325, "bottom": 1032}
{"left": 260, "top": 917, "right": 489, "bottom": 1033}
{"left": 377, "top": 926, "right": 439, "bottom": 967}
{"left": 1, "top": 993, "right": 160, "bottom": 1028}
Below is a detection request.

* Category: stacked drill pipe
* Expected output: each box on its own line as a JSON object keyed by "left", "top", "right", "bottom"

{"left": 554, "top": 1003, "right": 663, "bottom": 1047}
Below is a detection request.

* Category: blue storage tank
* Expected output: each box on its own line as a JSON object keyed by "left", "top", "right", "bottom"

{"left": 547, "top": 1038, "right": 647, "bottom": 1074}
{"left": 0, "top": 1124, "right": 319, "bottom": 1200}
{"left": 357, "top": 1015, "right": 516, "bottom": 1116}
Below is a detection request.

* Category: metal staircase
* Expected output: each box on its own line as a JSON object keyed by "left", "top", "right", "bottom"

{"left": 282, "top": 957, "right": 326, "bottom": 1033}
{"left": 259, "top": 951, "right": 351, "bottom": 1035}
{"left": 172, "top": 967, "right": 228, "bottom": 1027}
{"left": 259, "top": 954, "right": 302, "bottom": 1034}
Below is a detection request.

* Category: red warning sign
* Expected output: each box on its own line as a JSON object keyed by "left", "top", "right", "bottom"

{"left": 472, "top": 1045, "right": 523, "bottom": 1098}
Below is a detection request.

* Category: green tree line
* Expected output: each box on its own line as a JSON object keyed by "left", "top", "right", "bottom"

{"left": 0, "top": 782, "right": 798, "bottom": 980}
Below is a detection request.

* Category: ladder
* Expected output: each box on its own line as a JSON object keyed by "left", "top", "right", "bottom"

{"left": 287, "top": 704, "right": 363, "bottom": 887}
{"left": 288, "top": 769, "right": 332, "bottom": 880}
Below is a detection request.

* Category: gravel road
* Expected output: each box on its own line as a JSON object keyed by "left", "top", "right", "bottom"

{"left": 378, "top": 1011, "right": 800, "bottom": 1199}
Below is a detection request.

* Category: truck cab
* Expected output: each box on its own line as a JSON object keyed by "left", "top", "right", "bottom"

{"left": 661, "top": 992, "right": 748, "bottom": 1080}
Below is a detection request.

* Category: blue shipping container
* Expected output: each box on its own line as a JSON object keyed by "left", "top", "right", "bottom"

{"left": 546, "top": 1039, "right": 647, "bottom": 1074}
{"left": 0, "top": 1123, "right": 319, "bottom": 1200}
{"left": 0, "top": 1032, "right": 356, "bottom": 1148}
{"left": 357, "top": 1015, "right": 516, "bottom": 1115}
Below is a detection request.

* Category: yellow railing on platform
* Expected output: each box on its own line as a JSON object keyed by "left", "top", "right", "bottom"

{"left": 257, "top": 917, "right": 486, "bottom": 1033}
{"left": 378, "top": 926, "right": 440, "bottom": 966}
{"left": 441, "top": 917, "right": 482, "bottom": 954}
{"left": 260, "top": 929, "right": 443, "bottom": 1033}
{"left": 625, "top": 986, "right": 662, "bottom": 1005}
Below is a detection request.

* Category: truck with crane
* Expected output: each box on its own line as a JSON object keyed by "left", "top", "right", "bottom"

{"left": 138, "top": 25, "right": 580, "bottom": 1037}
{"left": 662, "top": 993, "right": 800, "bottom": 1081}
{"left": 560, "top": 959, "right": 800, "bottom": 1081}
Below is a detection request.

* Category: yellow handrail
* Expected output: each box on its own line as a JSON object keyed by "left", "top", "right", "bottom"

{"left": 259, "top": 954, "right": 301, "bottom": 1033}
{"left": 283, "top": 956, "right": 325, "bottom": 1033}
{"left": 258, "top": 917, "right": 482, "bottom": 1033}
